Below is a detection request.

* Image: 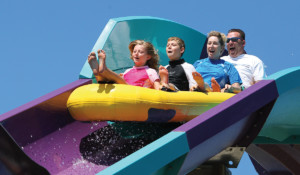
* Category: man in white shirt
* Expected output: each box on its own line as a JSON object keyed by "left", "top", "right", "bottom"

{"left": 221, "top": 29, "right": 266, "bottom": 89}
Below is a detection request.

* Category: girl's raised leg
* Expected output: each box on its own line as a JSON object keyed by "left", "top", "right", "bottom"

{"left": 97, "top": 50, "right": 107, "bottom": 73}
{"left": 97, "top": 50, "right": 127, "bottom": 84}
{"left": 88, "top": 52, "right": 107, "bottom": 82}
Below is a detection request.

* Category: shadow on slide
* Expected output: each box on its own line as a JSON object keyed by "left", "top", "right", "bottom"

{"left": 0, "top": 124, "right": 49, "bottom": 175}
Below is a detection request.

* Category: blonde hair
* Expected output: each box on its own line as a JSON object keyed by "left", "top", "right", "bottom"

{"left": 207, "top": 31, "right": 227, "bottom": 55}
{"left": 167, "top": 37, "right": 185, "bottom": 56}
{"left": 128, "top": 40, "right": 159, "bottom": 71}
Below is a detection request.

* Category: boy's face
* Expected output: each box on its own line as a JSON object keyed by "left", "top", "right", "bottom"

{"left": 166, "top": 40, "right": 184, "bottom": 61}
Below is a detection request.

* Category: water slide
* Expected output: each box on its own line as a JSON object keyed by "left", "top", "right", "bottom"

{"left": 0, "top": 16, "right": 299, "bottom": 175}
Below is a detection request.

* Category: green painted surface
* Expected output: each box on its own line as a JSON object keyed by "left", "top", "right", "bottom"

{"left": 257, "top": 67, "right": 300, "bottom": 142}
{"left": 79, "top": 16, "right": 206, "bottom": 79}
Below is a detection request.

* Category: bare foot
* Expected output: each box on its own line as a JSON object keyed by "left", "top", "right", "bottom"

{"left": 159, "top": 66, "right": 169, "bottom": 85}
{"left": 192, "top": 72, "right": 205, "bottom": 91}
{"left": 88, "top": 52, "right": 100, "bottom": 76}
{"left": 97, "top": 49, "right": 107, "bottom": 73}
{"left": 211, "top": 77, "right": 221, "bottom": 92}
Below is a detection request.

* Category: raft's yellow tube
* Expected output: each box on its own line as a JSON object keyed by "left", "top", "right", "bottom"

{"left": 67, "top": 84, "right": 234, "bottom": 122}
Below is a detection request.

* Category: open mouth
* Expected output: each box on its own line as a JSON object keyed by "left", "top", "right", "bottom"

{"left": 229, "top": 47, "right": 235, "bottom": 51}
{"left": 208, "top": 50, "right": 215, "bottom": 54}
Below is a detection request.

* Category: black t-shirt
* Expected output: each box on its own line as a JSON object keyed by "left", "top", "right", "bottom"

{"left": 167, "top": 59, "right": 189, "bottom": 91}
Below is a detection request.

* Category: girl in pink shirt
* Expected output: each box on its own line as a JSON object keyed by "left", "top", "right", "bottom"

{"left": 88, "top": 40, "right": 161, "bottom": 89}
{"left": 84, "top": 40, "right": 180, "bottom": 166}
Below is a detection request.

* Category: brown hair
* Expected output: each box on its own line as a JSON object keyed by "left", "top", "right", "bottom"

{"left": 167, "top": 37, "right": 185, "bottom": 56}
{"left": 228, "top": 29, "right": 245, "bottom": 40}
{"left": 128, "top": 40, "right": 159, "bottom": 71}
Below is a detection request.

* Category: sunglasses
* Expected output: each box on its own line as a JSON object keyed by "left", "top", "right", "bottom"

{"left": 226, "top": 37, "right": 241, "bottom": 43}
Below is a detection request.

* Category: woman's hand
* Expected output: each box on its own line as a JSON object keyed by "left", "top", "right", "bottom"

{"left": 222, "top": 84, "right": 232, "bottom": 92}
{"left": 222, "top": 83, "right": 241, "bottom": 93}
{"left": 190, "top": 85, "right": 198, "bottom": 91}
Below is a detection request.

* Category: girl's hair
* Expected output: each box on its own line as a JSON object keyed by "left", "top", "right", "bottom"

{"left": 128, "top": 40, "right": 159, "bottom": 71}
{"left": 207, "top": 31, "right": 227, "bottom": 52}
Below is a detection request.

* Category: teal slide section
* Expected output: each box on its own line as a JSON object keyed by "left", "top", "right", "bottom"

{"left": 79, "top": 16, "right": 206, "bottom": 79}
{"left": 255, "top": 67, "right": 300, "bottom": 143}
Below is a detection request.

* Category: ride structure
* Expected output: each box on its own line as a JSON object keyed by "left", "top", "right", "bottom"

{"left": 0, "top": 16, "right": 299, "bottom": 175}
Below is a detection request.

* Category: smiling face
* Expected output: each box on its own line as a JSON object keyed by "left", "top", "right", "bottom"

{"left": 131, "top": 44, "right": 151, "bottom": 67}
{"left": 166, "top": 40, "right": 184, "bottom": 61}
{"left": 227, "top": 32, "right": 245, "bottom": 58}
{"left": 207, "top": 36, "right": 223, "bottom": 59}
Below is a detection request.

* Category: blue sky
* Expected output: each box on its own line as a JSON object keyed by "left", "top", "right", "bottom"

{"left": 1, "top": 0, "right": 300, "bottom": 174}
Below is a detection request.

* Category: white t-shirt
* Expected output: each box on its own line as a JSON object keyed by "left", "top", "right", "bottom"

{"left": 221, "top": 54, "right": 266, "bottom": 89}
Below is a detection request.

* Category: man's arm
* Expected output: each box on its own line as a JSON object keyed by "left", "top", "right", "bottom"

{"left": 253, "top": 57, "right": 266, "bottom": 84}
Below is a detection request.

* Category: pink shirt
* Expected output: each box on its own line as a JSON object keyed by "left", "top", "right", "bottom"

{"left": 123, "top": 66, "right": 159, "bottom": 88}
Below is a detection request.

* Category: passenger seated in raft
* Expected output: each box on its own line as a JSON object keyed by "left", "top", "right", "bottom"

{"left": 88, "top": 40, "right": 162, "bottom": 90}
{"left": 221, "top": 28, "right": 266, "bottom": 89}
{"left": 158, "top": 36, "right": 222, "bottom": 92}
{"left": 158, "top": 37, "right": 197, "bottom": 91}
{"left": 192, "top": 31, "right": 242, "bottom": 94}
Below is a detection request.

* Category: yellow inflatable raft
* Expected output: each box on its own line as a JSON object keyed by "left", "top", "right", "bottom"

{"left": 67, "top": 84, "right": 235, "bottom": 122}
